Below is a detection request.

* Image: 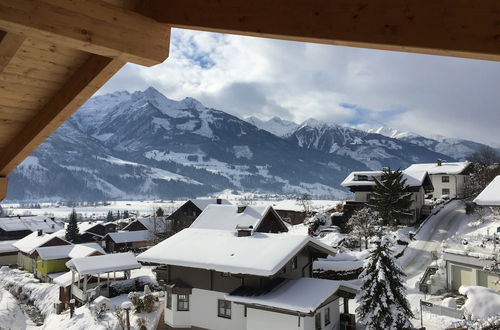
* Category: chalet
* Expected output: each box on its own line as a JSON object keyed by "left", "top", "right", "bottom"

{"left": 137, "top": 228, "right": 357, "bottom": 330}
{"left": 13, "top": 231, "right": 71, "bottom": 272}
{"left": 191, "top": 205, "right": 289, "bottom": 233}
{"left": 103, "top": 230, "right": 153, "bottom": 252}
{"left": 405, "top": 160, "right": 472, "bottom": 199}
{"left": 122, "top": 216, "right": 167, "bottom": 233}
{"left": 66, "top": 252, "right": 141, "bottom": 304}
{"left": 0, "top": 216, "right": 64, "bottom": 241}
{"left": 341, "top": 169, "right": 434, "bottom": 225}
{"left": 77, "top": 221, "right": 117, "bottom": 242}
{"left": 31, "top": 243, "right": 105, "bottom": 282}
{"left": 168, "top": 198, "right": 232, "bottom": 234}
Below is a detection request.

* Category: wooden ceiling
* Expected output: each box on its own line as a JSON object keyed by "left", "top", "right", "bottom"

{"left": 0, "top": 0, "right": 499, "bottom": 200}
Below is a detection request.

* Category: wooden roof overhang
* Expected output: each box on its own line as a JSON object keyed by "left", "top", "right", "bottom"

{"left": 1, "top": 0, "right": 500, "bottom": 201}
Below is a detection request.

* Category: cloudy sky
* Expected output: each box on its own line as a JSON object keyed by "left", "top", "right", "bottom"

{"left": 99, "top": 28, "right": 500, "bottom": 146}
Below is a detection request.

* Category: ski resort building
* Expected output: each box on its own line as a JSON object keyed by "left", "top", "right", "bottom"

{"left": 405, "top": 160, "right": 472, "bottom": 199}
{"left": 341, "top": 170, "right": 434, "bottom": 225}
{"left": 137, "top": 211, "right": 357, "bottom": 330}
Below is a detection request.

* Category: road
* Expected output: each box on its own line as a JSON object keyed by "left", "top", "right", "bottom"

{"left": 398, "top": 200, "right": 467, "bottom": 279}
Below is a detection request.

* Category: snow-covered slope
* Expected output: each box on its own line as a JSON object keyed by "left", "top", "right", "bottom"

{"left": 246, "top": 116, "right": 299, "bottom": 137}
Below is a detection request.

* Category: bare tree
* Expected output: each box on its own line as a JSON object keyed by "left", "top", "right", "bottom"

{"left": 347, "top": 207, "right": 382, "bottom": 250}
{"left": 296, "top": 193, "right": 313, "bottom": 216}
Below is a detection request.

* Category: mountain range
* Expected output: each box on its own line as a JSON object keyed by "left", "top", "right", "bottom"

{"left": 5, "top": 87, "right": 490, "bottom": 201}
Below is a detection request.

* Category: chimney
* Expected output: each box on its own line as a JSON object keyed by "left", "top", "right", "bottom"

{"left": 437, "top": 159, "right": 443, "bottom": 166}
{"left": 216, "top": 198, "right": 222, "bottom": 205}
{"left": 236, "top": 225, "right": 253, "bottom": 237}
{"left": 37, "top": 229, "right": 43, "bottom": 236}
{"left": 237, "top": 206, "right": 246, "bottom": 213}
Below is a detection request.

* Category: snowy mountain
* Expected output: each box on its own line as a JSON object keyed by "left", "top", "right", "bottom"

{"left": 287, "top": 121, "right": 455, "bottom": 171}
{"left": 6, "top": 87, "right": 468, "bottom": 201}
{"left": 360, "top": 125, "right": 490, "bottom": 161}
{"left": 245, "top": 116, "right": 299, "bottom": 137}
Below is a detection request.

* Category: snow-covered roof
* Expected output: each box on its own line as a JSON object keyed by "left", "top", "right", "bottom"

{"left": 226, "top": 278, "right": 357, "bottom": 314}
{"left": 137, "top": 228, "right": 335, "bottom": 276}
{"left": 53, "top": 271, "right": 73, "bottom": 287}
{"left": 34, "top": 243, "right": 105, "bottom": 260}
{"left": 190, "top": 205, "right": 272, "bottom": 231}
{"left": 0, "top": 216, "right": 63, "bottom": 233}
{"left": 104, "top": 230, "right": 151, "bottom": 243}
{"left": 66, "top": 252, "right": 141, "bottom": 275}
{"left": 73, "top": 221, "right": 103, "bottom": 234}
{"left": 190, "top": 198, "right": 232, "bottom": 210}
{"left": 123, "top": 217, "right": 166, "bottom": 232}
{"left": 405, "top": 161, "right": 470, "bottom": 175}
{"left": 12, "top": 231, "right": 68, "bottom": 254}
{"left": 0, "top": 240, "right": 18, "bottom": 253}
{"left": 474, "top": 175, "right": 500, "bottom": 206}
{"left": 341, "top": 170, "right": 428, "bottom": 187}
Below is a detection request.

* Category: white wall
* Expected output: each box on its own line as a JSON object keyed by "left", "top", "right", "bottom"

{"left": 190, "top": 289, "right": 246, "bottom": 330}
{"left": 247, "top": 308, "right": 304, "bottom": 330}
{"left": 164, "top": 293, "right": 191, "bottom": 328}
{"left": 430, "top": 174, "right": 467, "bottom": 199}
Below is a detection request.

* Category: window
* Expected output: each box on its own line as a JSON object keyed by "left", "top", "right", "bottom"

{"left": 442, "top": 188, "right": 450, "bottom": 196}
{"left": 366, "top": 193, "right": 372, "bottom": 201}
{"left": 442, "top": 176, "right": 450, "bottom": 183}
{"left": 315, "top": 312, "right": 322, "bottom": 330}
{"left": 177, "top": 294, "right": 189, "bottom": 311}
{"left": 218, "top": 299, "right": 231, "bottom": 319}
{"left": 292, "top": 256, "right": 298, "bottom": 270}
{"left": 324, "top": 307, "right": 330, "bottom": 325}
{"left": 166, "top": 292, "right": 172, "bottom": 309}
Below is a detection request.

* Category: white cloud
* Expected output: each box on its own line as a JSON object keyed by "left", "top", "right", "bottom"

{"left": 99, "top": 28, "right": 500, "bottom": 145}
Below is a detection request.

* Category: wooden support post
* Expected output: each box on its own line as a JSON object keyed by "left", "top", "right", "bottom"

{"left": 0, "top": 177, "right": 7, "bottom": 201}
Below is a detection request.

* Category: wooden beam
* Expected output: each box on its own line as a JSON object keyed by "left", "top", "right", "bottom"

{"left": 0, "top": 54, "right": 125, "bottom": 177}
{"left": 0, "top": 0, "right": 170, "bottom": 66}
{"left": 143, "top": 0, "right": 500, "bottom": 61}
{"left": 0, "top": 176, "right": 6, "bottom": 201}
{"left": 0, "top": 31, "right": 25, "bottom": 73}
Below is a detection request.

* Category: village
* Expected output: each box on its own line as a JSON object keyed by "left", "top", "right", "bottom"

{"left": 0, "top": 159, "right": 499, "bottom": 330}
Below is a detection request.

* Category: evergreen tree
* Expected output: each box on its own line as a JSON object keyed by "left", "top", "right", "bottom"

{"left": 156, "top": 207, "right": 165, "bottom": 217}
{"left": 123, "top": 210, "right": 129, "bottom": 219}
{"left": 369, "top": 168, "right": 413, "bottom": 225}
{"left": 116, "top": 210, "right": 121, "bottom": 220}
{"left": 65, "top": 209, "right": 79, "bottom": 243}
{"left": 106, "top": 211, "right": 113, "bottom": 222}
{"left": 356, "top": 238, "right": 414, "bottom": 330}
{"left": 347, "top": 207, "right": 382, "bottom": 250}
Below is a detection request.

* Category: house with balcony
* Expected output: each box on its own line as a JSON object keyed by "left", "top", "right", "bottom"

{"left": 137, "top": 226, "right": 357, "bottom": 330}
{"left": 405, "top": 160, "right": 472, "bottom": 199}
{"left": 341, "top": 169, "right": 434, "bottom": 225}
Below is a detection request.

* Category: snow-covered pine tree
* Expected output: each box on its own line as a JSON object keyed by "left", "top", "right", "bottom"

{"left": 369, "top": 168, "right": 413, "bottom": 226}
{"left": 356, "top": 237, "right": 414, "bottom": 330}
{"left": 65, "top": 209, "right": 79, "bottom": 243}
{"left": 106, "top": 210, "right": 113, "bottom": 222}
{"left": 346, "top": 207, "right": 382, "bottom": 250}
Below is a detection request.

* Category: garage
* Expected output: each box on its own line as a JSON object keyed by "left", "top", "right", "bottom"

{"left": 477, "top": 270, "right": 500, "bottom": 291}
{"left": 451, "top": 265, "right": 473, "bottom": 291}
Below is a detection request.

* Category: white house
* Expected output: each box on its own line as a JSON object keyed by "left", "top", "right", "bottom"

{"left": 137, "top": 226, "right": 357, "bottom": 330}
{"left": 341, "top": 169, "right": 434, "bottom": 224}
{"left": 405, "top": 160, "right": 471, "bottom": 199}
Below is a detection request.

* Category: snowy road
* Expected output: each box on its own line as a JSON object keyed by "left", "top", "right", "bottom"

{"left": 398, "top": 200, "right": 467, "bottom": 279}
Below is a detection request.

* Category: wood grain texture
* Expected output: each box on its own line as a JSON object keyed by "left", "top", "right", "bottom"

{"left": 0, "top": 176, "right": 6, "bottom": 201}
{"left": 0, "top": 54, "right": 125, "bottom": 176}
{"left": 143, "top": 0, "right": 500, "bottom": 61}
{"left": 0, "top": 0, "right": 170, "bottom": 66}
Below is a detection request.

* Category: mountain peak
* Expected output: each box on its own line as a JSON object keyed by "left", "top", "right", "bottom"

{"left": 180, "top": 96, "right": 205, "bottom": 110}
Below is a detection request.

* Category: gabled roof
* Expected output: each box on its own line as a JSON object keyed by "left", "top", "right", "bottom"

{"left": 474, "top": 175, "right": 500, "bottom": 206}
{"left": 74, "top": 221, "right": 104, "bottom": 234}
{"left": 33, "top": 243, "right": 105, "bottom": 260}
{"left": 189, "top": 199, "right": 232, "bottom": 211}
{"left": 122, "top": 217, "right": 167, "bottom": 232}
{"left": 0, "top": 216, "right": 63, "bottom": 233}
{"left": 103, "top": 230, "right": 152, "bottom": 243}
{"left": 190, "top": 205, "right": 282, "bottom": 231}
{"left": 341, "top": 169, "right": 431, "bottom": 187}
{"left": 0, "top": 240, "right": 18, "bottom": 254}
{"left": 405, "top": 161, "right": 471, "bottom": 175}
{"left": 137, "top": 228, "right": 335, "bottom": 277}
{"left": 226, "top": 278, "right": 357, "bottom": 314}
{"left": 66, "top": 252, "right": 141, "bottom": 275}
{"left": 13, "top": 231, "right": 69, "bottom": 254}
